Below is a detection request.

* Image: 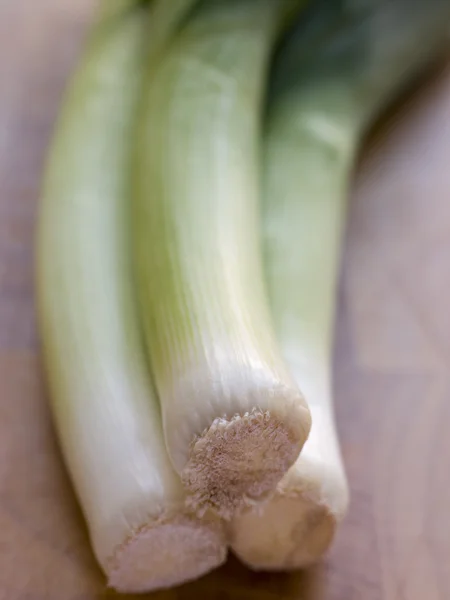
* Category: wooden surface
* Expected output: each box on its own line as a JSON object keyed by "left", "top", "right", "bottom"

{"left": 2, "top": 1, "right": 450, "bottom": 598}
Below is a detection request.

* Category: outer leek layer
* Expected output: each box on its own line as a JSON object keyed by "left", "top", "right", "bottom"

{"left": 135, "top": 0, "right": 311, "bottom": 519}
{"left": 231, "top": 0, "right": 450, "bottom": 569}
{"left": 37, "top": 3, "right": 226, "bottom": 592}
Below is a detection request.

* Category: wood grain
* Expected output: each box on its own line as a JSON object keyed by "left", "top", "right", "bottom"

{"left": 1, "top": 1, "right": 450, "bottom": 598}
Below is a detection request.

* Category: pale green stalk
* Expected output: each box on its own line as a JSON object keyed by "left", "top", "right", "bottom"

{"left": 135, "top": 0, "right": 311, "bottom": 519}
{"left": 37, "top": 2, "right": 226, "bottom": 593}
{"left": 231, "top": 0, "right": 450, "bottom": 569}
{"left": 98, "top": 0, "right": 147, "bottom": 20}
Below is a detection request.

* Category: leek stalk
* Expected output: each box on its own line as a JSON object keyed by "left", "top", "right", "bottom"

{"left": 37, "top": 2, "right": 226, "bottom": 592}
{"left": 231, "top": 0, "right": 450, "bottom": 569}
{"left": 135, "top": 0, "right": 311, "bottom": 519}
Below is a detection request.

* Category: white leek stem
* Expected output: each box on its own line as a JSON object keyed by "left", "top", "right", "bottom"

{"left": 231, "top": 0, "right": 450, "bottom": 570}
{"left": 135, "top": 0, "right": 311, "bottom": 519}
{"left": 230, "top": 98, "right": 354, "bottom": 567}
{"left": 37, "top": 4, "right": 226, "bottom": 592}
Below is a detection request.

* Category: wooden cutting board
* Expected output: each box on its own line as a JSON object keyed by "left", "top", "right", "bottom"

{"left": 2, "top": 1, "right": 450, "bottom": 598}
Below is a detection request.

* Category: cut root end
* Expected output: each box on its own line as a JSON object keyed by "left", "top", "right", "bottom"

{"left": 106, "top": 514, "right": 227, "bottom": 594}
{"left": 182, "top": 409, "right": 303, "bottom": 520}
{"left": 230, "top": 492, "right": 337, "bottom": 571}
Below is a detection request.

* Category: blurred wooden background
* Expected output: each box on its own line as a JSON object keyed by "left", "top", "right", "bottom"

{"left": 1, "top": 1, "right": 450, "bottom": 598}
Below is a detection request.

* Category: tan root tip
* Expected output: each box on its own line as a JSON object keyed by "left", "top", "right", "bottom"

{"left": 106, "top": 515, "right": 226, "bottom": 593}
{"left": 182, "top": 410, "right": 303, "bottom": 519}
{"left": 231, "top": 494, "right": 337, "bottom": 571}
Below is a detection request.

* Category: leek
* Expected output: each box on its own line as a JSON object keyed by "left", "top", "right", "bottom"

{"left": 37, "top": 2, "right": 226, "bottom": 592}
{"left": 231, "top": 0, "right": 450, "bottom": 569}
{"left": 135, "top": 0, "right": 311, "bottom": 519}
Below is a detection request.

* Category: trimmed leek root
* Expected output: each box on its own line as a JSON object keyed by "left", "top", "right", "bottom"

{"left": 135, "top": 0, "right": 311, "bottom": 519}
{"left": 37, "top": 3, "right": 226, "bottom": 592}
{"left": 231, "top": 0, "right": 450, "bottom": 570}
